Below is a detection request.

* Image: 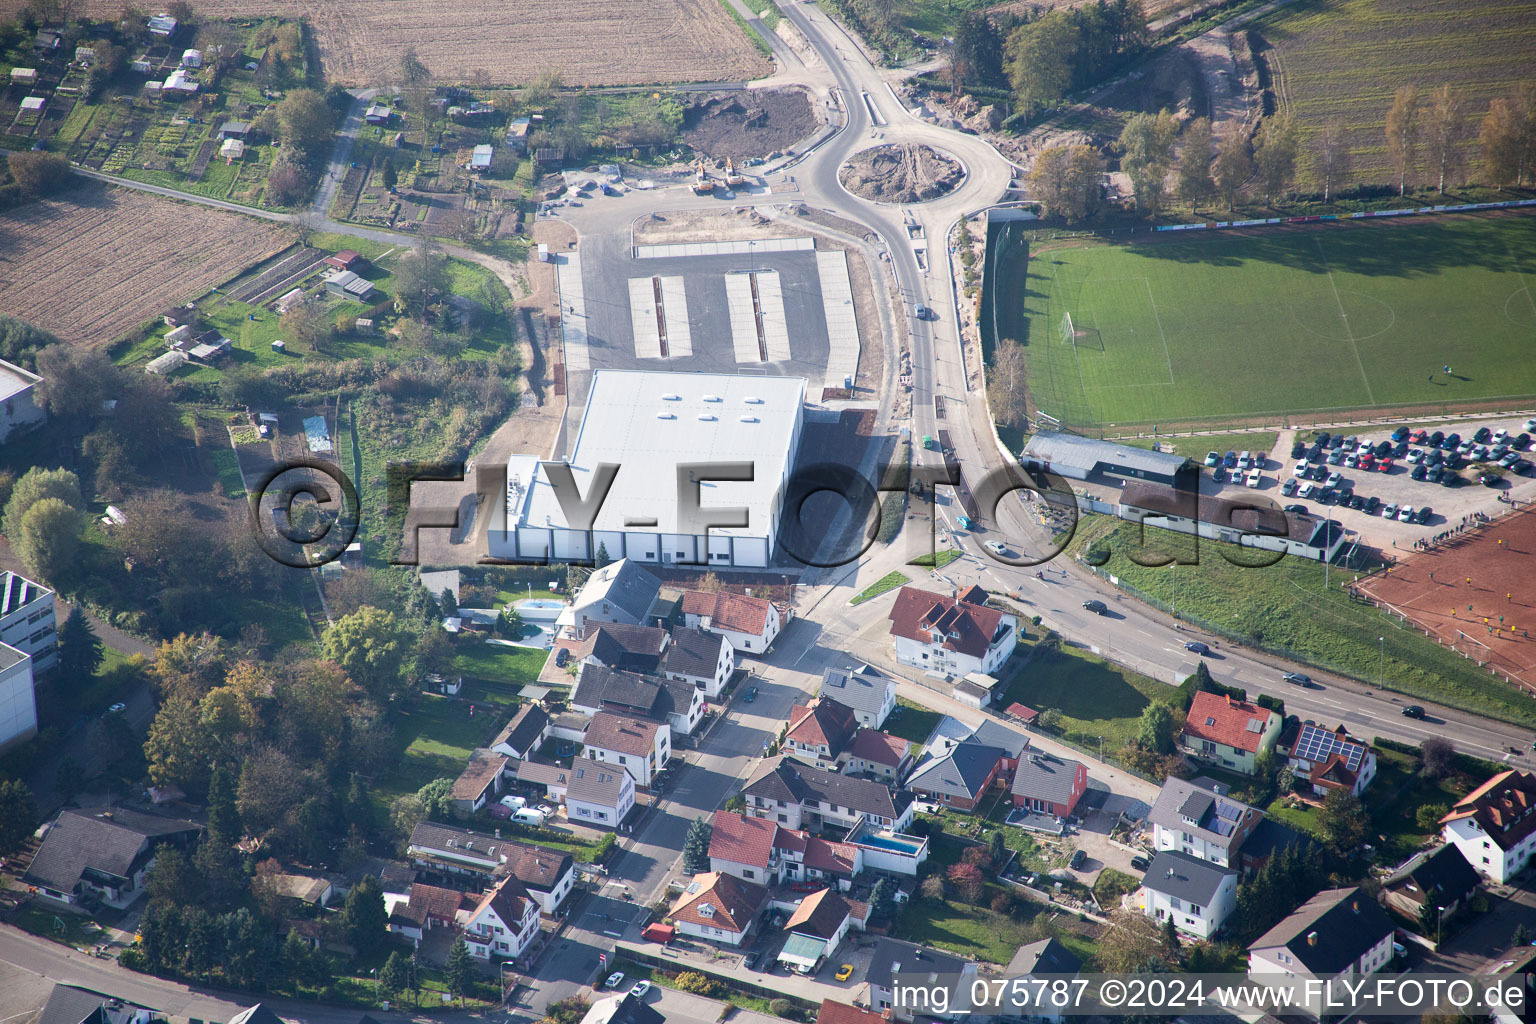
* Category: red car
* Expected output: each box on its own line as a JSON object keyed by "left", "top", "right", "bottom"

{"left": 1377, "top": 458, "right": 1394, "bottom": 472}
{"left": 1359, "top": 454, "right": 1376, "bottom": 469}
{"left": 790, "top": 882, "right": 825, "bottom": 893}
{"left": 1410, "top": 430, "right": 1429, "bottom": 444}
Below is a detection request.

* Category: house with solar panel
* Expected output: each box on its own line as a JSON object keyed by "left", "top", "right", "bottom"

{"left": 1147, "top": 777, "right": 1262, "bottom": 868}
{"left": 1278, "top": 723, "right": 1377, "bottom": 798}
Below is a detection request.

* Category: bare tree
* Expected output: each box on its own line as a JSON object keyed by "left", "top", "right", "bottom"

{"left": 1385, "top": 84, "right": 1422, "bottom": 196}
{"left": 439, "top": 205, "right": 478, "bottom": 243}
{"left": 986, "top": 338, "right": 1029, "bottom": 431}
{"left": 281, "top": 297, "right": 332, "bottom": 354}
{"left": 1028, "top": 145, "right": 1105, "bottom": 223}
{"left": 1313, "top": 122, "right": 1352, "bottom": 203}
{"left": 1212, "top": 120, "right": 1253, "bottom": 212}
{"left": 294, "top": 210, "right": 323, "bottom": 246}
{"left": 1424, "top": 85, "right": 1464, "bottom": 193}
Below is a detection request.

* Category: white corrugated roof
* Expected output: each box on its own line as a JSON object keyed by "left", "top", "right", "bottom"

{"left": 1022, "top": 431, "right": 1189, "bottom": 476}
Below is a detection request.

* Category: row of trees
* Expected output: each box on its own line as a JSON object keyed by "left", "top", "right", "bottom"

{"left": 1034, "top": 80, "right": 1536, "bottom": 224}
{"left": 1005, "top": 0, "right": 1151, "bottom": 116}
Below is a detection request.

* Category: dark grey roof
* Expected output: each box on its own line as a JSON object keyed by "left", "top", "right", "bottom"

{"left": 1148, "top": 777, "right": 1258, "bottom": 851}
{"left": 907, "top": 741, "right": 1006, "bottom": 800}
{"left": 868, "top": 937, "right": 970, "bottom": 1004}
{"left": 1385, "top": 844, "right": 1480, "bottom": 905}
{"left": 37, "top": 985, "right": 146, "bottom": 1024}
{"left": 408, "top": 820, "right": 516, "bottom": 864}
{"left": 968, "top": 718, "right": 1032, "bottom": 758}
{"left": 575, "top": 559, "right": 663, "bottom": 624}
{"left": 819, "top": 664, "right": 890, "bottom": 716}
{"left": 604, "top": 993, "right": 664, "bottom": 1024}
{"left": 662, "top": 626, "right": 726, "bottom": 680}
{"left": 574, "top": 664, "right": 661, "bottom": 715}
{"left": 743, "top": 756, "right": 912, "bottom": 821}
{"left": 493, "top": 704, "right": 549, "bottom": 757}
{"left": 1143, "top": 850, "right": 1237, "bottom": 905}
{"left": 1011, "top": 751, "right": 1083, "bottom": 805}
{"left": 406, "top": 821, "right": 572, "bottom": 892}
{"left": 23, "top": 808, "right": 200, "bottom": 893}
{"left": 1241, "top": 818, "right": 1310, "bottom": 865}
{"left": 1006, "top": 937, "right": 1082, "bottom": 977}
{"left": 229, "top": 1007, "right": 290, "bottom": 1024}
{"left": 1248, "top": 886, "right": 1394, "bottom": 975}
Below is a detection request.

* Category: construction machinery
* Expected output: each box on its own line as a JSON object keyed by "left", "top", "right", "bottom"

{"left": 691, "top": 158, "right": 714, "bottom": 194}
{"left": 724, "top": 157, "right": 745, "bottom": 187}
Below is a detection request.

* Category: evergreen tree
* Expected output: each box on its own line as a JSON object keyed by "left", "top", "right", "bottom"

{"left": 380, "top": 950, "right": 410, "bottom": 1000}
{"left": 382, "top": 158, "right": 398, "bottom": 190}
{"left": 342, "top": 874, "right": 388, "bottom": 959}
{"left": 1514, "top": 923, "right": 1530, "bottom": 947}
{"left": 55, "top": 757, "right": 84, "bottom": 803}
{"left": 207, "top": 763, "right": 240, "bottom": 845}
{"left": 57, "top": 611, "right": 105, "bottom": 684}
{"left": 595, "top": 542, "right": 612, "bottom": 567}
{"left": 445, "top": 936, "right": 473, "bottom": 1006}
{"left": 0, "top": 778, "right": 37, "bottom": 857}
{"left": 988, "top": 829, "right": 1006, "bottom": 864}
{"left": 682, "top": 817, "right": 712, "bottom": 875}
{"left": 870, "top": 877, "right": 896, "bottom": 923}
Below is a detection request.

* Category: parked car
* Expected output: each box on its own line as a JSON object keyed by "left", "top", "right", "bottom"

{"left": 1069, "top": 849, "right": 1087, "bottom": 870}
{"left": 1406, "top": 448, "right": 1425, "bottom": 464}
{"left": 1223, "top": 451, "right": 1238, "bottom": 468}
{"left": 1246, "top": 468, "right": 1263, "bottom": 488}
{"left": 1083, "top": 599, "right": 1108, "bottom": 614}
{"left": 1348, "top": 494, "right": 1366, "bottom": 510}
{"left": 1415, "top": 506, "right": 1433, "bottom": 524}
{"left": 500, "top": 794, "right": 527, "bottom": 811}
{"left": 513, "top": 808, "right": 547, "bottom": 826}
{"left": 1525, "top": 418, "right": 1536, "bottom": 432}
{"left": 1130, "top": 854, "right": 1151, "bottom": 871}
{"left": 1293, "top": 460, "right": 1311, "bottom": 477}
{"left": 1410, "top": 430, "right": 1428, "bottom": 444}
{"left": 1393, "top": 426, "right": 1410, "bottom": 441}
{"left": 1326, "top": 450, "right": 1344, "bottom": 465}
{"left": 631, "top": 982, "right": 652, "bottom": 999}
{"left": 1365, "top": 495, "right": 1381, "bottom": 514}
{"left": 743, "top": 685, "right": 757, "bottom": 702}
{"left": 1402, "top": 705, "right": 1426, "bottom": 719}
{"left": 1325, "top": 471, "right": 1343, "bottom": 489}
{"left": 606, "top": 972, "right": 626, "bottom": 989}
{"left": 1320, "top": 486, "right": 1336, "bottom": 504}
{"left": 1298, "top": 481, "right": 1317, "bottom": 499}
{"left": 1184, "top": 641, "right": 1211, "bottom": 655}
{"left": 1383, "top": 502, "right": 1399, "bottom": 519}
{"left": 1398, "top": 505, "right": 1416, "bottom": 522}
{"left": 1290, "top": 441, "right": 1307, "bottom": 459}
{"left": 835, "top": 964, "right": 855, "bottom": 982}
{"left": 1429, "top": 430, "right": 1445, "bottom": 447}
{"left": 1345, "top": 453, "right": 1360, "bottom": 468}
{"left": 1411, "top": 464, "right": 1427, "bottom": 481}
{"left": 1284, "top": 503, "right": 1309, "bottom": 515}
{"left": 1212, "top": 467, "right": 1228, "bottom": 483}
{"left": 1377, "top": 457, "right": 1395, "bottom": 472}
{"left": 1238, "top": 450, "right": 1253, "bottom": 470}
{"left": 1283, "top": 672, "right": 1311, "bottom": 687}
{"left": 1280, "top": 478, "right": 1299, "bottom": 497}
{"left": 1204, "top": 451, "right": 1220, "bottom": 467}
{"left": 1475, "top": 426, "right": 1493, "bottom": 443}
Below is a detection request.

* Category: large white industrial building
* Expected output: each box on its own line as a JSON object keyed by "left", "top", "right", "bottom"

{"left": 488, "top": 370, "right": 807, "bottom": 568}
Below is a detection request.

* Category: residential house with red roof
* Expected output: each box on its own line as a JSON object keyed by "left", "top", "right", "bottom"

{"left": 462, "top": 873, "right": 542, "bottom": 962}
{"left": 670, "top": 871, "right": 768, "bottom": 946}
{"left": 817, "top": 1001, "right": 886, "bottom": 1024}
{"left": 842, "top": 729, "right": 911, "bottom": 781}
{"left": 778, "top": 888, "right": 853, "bottom": 973}
{"left": 888, "top": 585, "right": 1018, "bottom": 678}
{"left": 708, "top": 810, "right": 784, "bottom": 885}
{"left": 581, "top": 711, "right": 671, "bottom": 788}
{"left": 1179, "top": 691, "right": 1282, "bottom": 775}
{"left": 784, "top": 697, "right": 861, "bottom": 770}
{"left": 1440, "top": 770, "right": 1536, "bottom": 882}
{"left": 385, "top": 882, "right": 471, "bottom": 946}
{"left": 450, "top": 748, "right": 512, "bottom": 816}
{"left": 680, "top": 589, "right": 785, "bottom": 655}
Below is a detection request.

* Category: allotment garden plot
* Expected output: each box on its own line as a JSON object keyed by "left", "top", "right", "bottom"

{"left": 1003, "top": 213, "right": 1536, "bottom": 430}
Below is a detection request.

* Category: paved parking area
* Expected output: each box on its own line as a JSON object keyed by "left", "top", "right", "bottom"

{"left": 1199, "top": 416, "right": 1536, "bottom": 550}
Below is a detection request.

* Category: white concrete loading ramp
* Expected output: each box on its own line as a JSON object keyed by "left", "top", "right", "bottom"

{"left": 754, "top": 271, "right": 791, "bottom": 362}
{"left": 816, "top": 250, "right": 861, "bottom": 390}
{"left": 724, "top": 273, "right": 761, "bottom": 363}
{"left": 557, "top": 253, "right": 590, "bottom": 379}
{"left": 659, "top": 276, "right": 693, "bottom": 358}
{"left": 628, "top": 276, "right": 662, "bottom": 359}
{"left": 633, "top": 236, "right": 816, "bottom": 259}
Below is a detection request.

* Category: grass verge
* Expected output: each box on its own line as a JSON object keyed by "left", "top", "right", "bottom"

{"left": 849, "top": 570, "right": 910, "bottom": 606}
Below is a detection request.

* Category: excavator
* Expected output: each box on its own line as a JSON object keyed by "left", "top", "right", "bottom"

{"left": 691, "top": 158, "right": 714, "bottom": 195}
{"left": 724, "top": 156, "right": 745, "bottom": 187}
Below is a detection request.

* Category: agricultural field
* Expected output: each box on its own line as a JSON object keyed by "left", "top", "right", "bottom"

{"left": 7, "top": 0, "right": 771, "bottom": 87}
{"left": 993, "top": 212, "right": 1536, "bottom": 430}
{"left": 1250, "top": 0, "right": 1536, "bottom": 185}
{"left": 0, "top": 183, "right": 289, "bottom": 346}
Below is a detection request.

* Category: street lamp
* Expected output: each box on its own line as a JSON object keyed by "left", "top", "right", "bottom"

{"left": 1098, "top": 735, "right": 1103, "bottom": 762}
{"left": 1437, "top": 904, "right": 1446, "bottom": 946}
{"left": 1378, "top": 636, "right": 1385, "bottom": 687}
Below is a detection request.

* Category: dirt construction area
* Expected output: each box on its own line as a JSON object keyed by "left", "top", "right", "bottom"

{"left": 0, "top": 184, "right": 290, "bottom": 347}
{"left": 838, "top": 143, "right": 964, "bottom": 204}
{"left": 13, "top": 0, "right": 771, "bottom": 86}
{"left": 681, "top": 90, "right": 818, "bottom": 160}
{"left": 1357, "top": 505, "right": 1536, "bottom": 690}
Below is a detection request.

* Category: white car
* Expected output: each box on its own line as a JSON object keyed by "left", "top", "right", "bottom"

{"left": 606, "top": 972, "right": 626, "bottom": 990}
{"left": 1238, "top": 450, "right": 1253, "bottom": 470}
{"left": 1298, "top": 481, "right": 1317, "bottom": 498}
{"left": 1406, "top": 448, "right": 1424, "bottom": 464}
{"left": 985, "top": 540, "right": 1010, "bottom": 556}
{"left": 1524, "top": 418, "right": 1536, "bottom": 432}
{"left": 512, "top": 807, "right": 547, "bottom": 826}
{"left": 1246, "top": 468, "right": 1262, "bottom": 488}
{"left": 1292, "top": 461, "right": 1311, "bottom": 477}
{"left": 1325, "top": 471, "right": 1343, "bottom": 489}
{"left": 1398, "top": 505, "right": 1416, "bottom": 522}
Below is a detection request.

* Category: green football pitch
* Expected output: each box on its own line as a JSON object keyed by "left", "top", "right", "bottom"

{"left": 997, "top": 213, "right": 1536, "bottom": 429}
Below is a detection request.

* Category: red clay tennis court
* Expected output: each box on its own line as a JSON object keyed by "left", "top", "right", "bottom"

{"left": 1356, "top": 504, "right": 1536, "bottom": 690}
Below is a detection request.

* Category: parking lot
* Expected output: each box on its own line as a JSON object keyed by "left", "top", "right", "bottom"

{"left": 1196, "top": 416, "right": 1536, "bottom": 550}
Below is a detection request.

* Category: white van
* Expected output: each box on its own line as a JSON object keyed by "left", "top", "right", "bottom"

{"left": 513, "top": 807, "right": 546, "bottom": 826}
{"left": 499, "top": 795, "right": 527, "bottom": 812}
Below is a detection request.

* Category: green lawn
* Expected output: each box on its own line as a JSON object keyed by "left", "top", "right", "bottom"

{"left": 1077, "top": 517, "right": 1536, "bottom": 727}
{"left": 451, "top": 641, "right": 548, "bottom": 688}
{"left": 849, "top": 571, "right": 911, "bottom": 606}
{"left": 16, "top": 907, "right": 107, "bottom": 948}
{"left": 909, "top": 549, "right": 963, "bottom": 568}
{"left": 372, "top": 693, "right": 503, "bottom": 813}
{"left": 1120, "top": 432, "right": 1281, "bottom": 460}
{"left": 208, "top": 446, "right": 245, "bottom": 499}
{"left": 893, "top": 897, "right": 1043, "bottom": 966}
{"left": 885, "top": 698, "right": 943, "bottom": 745}
{"left": 998, "top": 643, "right": 1172, "bottom": 752}
{"left": 998, "top": 214, "right": 1536, "bottom": 429}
